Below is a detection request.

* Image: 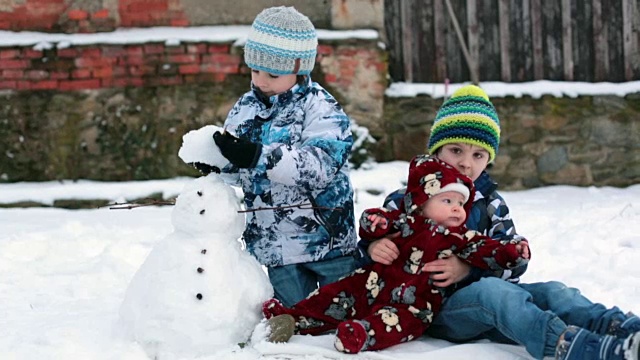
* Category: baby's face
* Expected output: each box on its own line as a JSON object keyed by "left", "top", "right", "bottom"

{"left": 420, "top": 191, "right": 466, "bottom": 227}
{"left": 251, "top": 70, "right": 297, "bottom": 96}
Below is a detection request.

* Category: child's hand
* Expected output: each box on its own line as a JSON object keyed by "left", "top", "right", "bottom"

{"left": 367, "top": 214, "right": 388, "bottom": 232}
{"left": 516, "top": 240, "right": 530, "bottom": 259}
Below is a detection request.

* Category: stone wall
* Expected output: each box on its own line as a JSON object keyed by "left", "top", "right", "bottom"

{"left": 380, "top": 94, "right": 640, "bottom": 189}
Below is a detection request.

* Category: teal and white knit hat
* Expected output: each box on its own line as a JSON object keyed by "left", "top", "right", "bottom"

{"left": 244, "top": 6, "right": 318, "bottom": 75}
{"left": 427, "top": 85, "right": 501, "bottom": 163}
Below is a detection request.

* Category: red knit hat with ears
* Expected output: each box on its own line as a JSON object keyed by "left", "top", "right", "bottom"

{"left": 403, "top": 155, "right": 476, "bottom": 216}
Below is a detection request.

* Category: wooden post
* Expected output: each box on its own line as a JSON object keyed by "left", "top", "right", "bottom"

{"left": 444, "top": 0, "right": 479, "bottom": 84}
{"left": 562, "top": 0, "right": 574, "bottom": 80}
{"left": 434, "top": 0, "right": 447, "bottom": 82}
{"left": 467, "top": 0, "right": 479, "bottom": 82}
{"left": 592, "top": 0, "right": 607, "bottom": 81}
{"left": 401, "top": 0, "right": 414, "bottom": 82}
{"left": 622, "top": 0, "right": 635, "bottom": 80}
{"left": 530, "top": 0, "right": 544, "bottom": 79}
{"left": 498, "top": 0, "right": 511, "bottom": 82}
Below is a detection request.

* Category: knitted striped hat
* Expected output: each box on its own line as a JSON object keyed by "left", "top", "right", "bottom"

{"left": 244, "top": 6, "right": 318, "bottom": 75}
{"left": 427, "top": 85, "right": 501, "bottom": 163}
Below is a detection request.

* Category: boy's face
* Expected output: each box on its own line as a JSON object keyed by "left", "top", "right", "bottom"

{"left": 251, "top": 70, "right": 297, "bottom": 97}
{"left": 436, "top": 143, "right": 490, "bottom": 181}
{"left": 420, "top": 191, "right": 466, "bottom": 227}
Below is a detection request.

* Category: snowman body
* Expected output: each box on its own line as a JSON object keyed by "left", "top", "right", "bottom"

{"left": 119, "top": 175, "right": 273, "bottom": 359}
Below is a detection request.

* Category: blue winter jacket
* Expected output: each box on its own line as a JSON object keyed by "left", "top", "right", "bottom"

{"left": 219, "top": 77, "right": 357, "bottom": 267}
{"left": 357, "top": 170, "right": 528, "bottom": 289}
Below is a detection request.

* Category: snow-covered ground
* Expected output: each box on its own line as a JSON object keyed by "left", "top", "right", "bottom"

{"left": 1, "top": 161, "right": 639, "bottom": 360}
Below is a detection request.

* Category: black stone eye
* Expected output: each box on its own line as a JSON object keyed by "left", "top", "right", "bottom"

{"left": 197, "top": 267, "right": 204, "bottom": 273}
{"left": 197, "top": 191, "right": 203, "bottom": 196}
{"left": 196, "top": 293, "right": 203, "bottom": 300}
{"left": 201, "top": 249, "right": 207, "bottom": 254}
{"left": 200, "top": 209, "right": 205, "bottom": 214}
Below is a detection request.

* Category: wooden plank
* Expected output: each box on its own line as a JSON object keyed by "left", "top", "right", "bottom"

{"left": 541, "top": 1, "right": 563, "bottom": 80}
{"left": 467, "top": 0, "right": 479, "bottom": 81}
{"left": 519, "top": 0, "right": 534, "bottom": 81}
{"left": 383, "top": 0, "right": 405, "bottom": 82}
{"left": 622, "top": 0, "right": 633, "bottom": 80}
{"left": 434, "top": 0, "right": 447, "bottom": 82}
{"left": 498, "top": 0, "right": 511, "bottom": 81}
{"left": 444, "top": 0, "right": 467, "bottom": 82}
{"left": 401, "top": 0, "right": 414, "bottom": 82}
{"left": 477, "top": 0, "right": 500, "bottom": 80}
{"left": 415, "top": 0, "right": 437, "bottom": 82}
{"left": 530, "top": 0, "right": 544, "bottom": 79}
{"left": 592, "top": 0, "right": 607, "bottom": 81}
{"left": 574, "top": 0, "right": 593, "bottom": 81}
{"left": 606, "top": 0, "right": 625, "bottom": 81}
{"left": 562, "top": 0, "right": 573, "bottom": 80}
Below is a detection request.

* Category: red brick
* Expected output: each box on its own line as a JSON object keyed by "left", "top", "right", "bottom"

{"left": 103, "top": 77, "right": 144, "bottom": 88}
{"left": 81, "top": 48, "right": 102, "bottom": 57}
{"left": 324, "top": 73, "right": 337, "bottom": 83}
{"left": 112, "top": 66, "right": 127, "bottom": 77}
{"left": 30, "top": 80, "right": 58, "bottom": 90}
{"left": 23, "top": 49, "right": 44, "bottom": 58}
{"left": 67, "top": 9, "right": 89, "bottom": 21}
{"left": 165, "top": 45, "right": 185, "bottom": 54}
{"left": 59, "top": 79, "right": 101, "bottom": 91}
{"left": 50, "top": 71, "right": 69, "bottom": 80}
{"left": 25, "top": 70, "right": 49, "bottom": 80}
{"left": 167, "top": 54, "right": 197, "bottom": 64}
{"left": 0, "top": 49, "right": 20, "bottom": 59}
{"left": 125, "top": 46, "right": 143, "bottom": 56}
{"left": 178, "top": 64, "right": 200, "bottom": 74}
{"left": 201, "top": 63, "right": 239, "bottom": 74}
{"left": 75, "top": 57, "right": 115, "bottom": 68}
{"left": 57, "top": 48, "right": 78, "bottom": 57}
{"left": 201, "top": 54, "right": 240, "bottom": 65}
{"left": 101, "top": 46, "right": 127, "bottom": 57}
{"left": 0, "top": 80, "right": 17, "bottom": 89}
{"left": 0, "top": 59, "right": 29, "bottom": 69}
{"left": 186, "top": 44, "right": 207, "bottom": 54}
{"left": 143, "top": 44, "right": 165, "bottom": 54}
{"left": 317, "top": 45, "right": 333, "bottom": 56}
{"left": 91, "top": 9, "right": 110, "bottom": 19}
{"left": 208, "top": 44, "right": 230, "bottom": 53}
{"left": 93, "top": 66, "right": 113, "bottom": 78}
{"left": 2, "top": 69, "right": 23, "bottom": 79}
{"left": 124, "top": 55, "right": 145, "bottom": 65}
{"left": 72, "top": 68, "right": 91, "bottom": 78}
{"left": 170, "top": 18, "right": 189, "bottom": 27}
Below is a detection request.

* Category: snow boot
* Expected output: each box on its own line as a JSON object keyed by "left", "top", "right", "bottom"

{"left": 555, "top": 325, "right": 640, "bottom": 360}
{"left": 609, "top": 313, "right": 640, "bottom": 339}
{"left": 266, "top": 314, "right": 295, "bottom": 343}
{"left": 334, "top": 320, "right": 368, "bottom": 354}
{"left": 262, "top": 298, "right": 288, "bottom": 319}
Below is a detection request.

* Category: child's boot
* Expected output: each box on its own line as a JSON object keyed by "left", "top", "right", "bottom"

{"left": 334, "top": 320, "right": 368, "bottom": 354}
{"left": 266, "top": 314, "right": 295, "bottom": 343}
{"left": 609, "top": 313, "right": 640, "bottom": 339}
{"left": 555, "top": 325, "right": 640, "bottom": 360}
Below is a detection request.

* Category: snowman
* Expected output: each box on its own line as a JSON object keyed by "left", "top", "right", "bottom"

{"left": 119, "top": 125, "right": 273, "bottom": 359}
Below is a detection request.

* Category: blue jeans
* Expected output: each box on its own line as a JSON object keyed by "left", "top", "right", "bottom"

{"left": 268, "top": 254, "right": 358, "bottom": 307}
{"left": 426, "top": 277, "right": 626, "bottom": 359}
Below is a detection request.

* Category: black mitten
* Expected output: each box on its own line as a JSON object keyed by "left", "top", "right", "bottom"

{"left": 189, "top": 162, "right": 221, "bottom": 175}
{"left": 213, "top": 131, "right": 261, "bottom": 168}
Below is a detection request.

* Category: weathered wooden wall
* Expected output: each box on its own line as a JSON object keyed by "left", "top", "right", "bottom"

{"left": 386, "top": 0, "right": 640, "bottom": 83}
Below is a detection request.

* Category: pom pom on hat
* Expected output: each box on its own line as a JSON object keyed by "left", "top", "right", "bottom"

{"left": 427, "top": 84, "right": 501, "bottom": 163}
{"left": 404, "top": 155, "right": 475, "bottom": 216}
{"left": 244, "top": 6, "right": 318, "bottom": 75}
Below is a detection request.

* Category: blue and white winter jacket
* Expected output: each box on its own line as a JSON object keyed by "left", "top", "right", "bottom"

{"left": 219, "top": 77, "right": 357, "bottom": 267}
{"left": 357, "top": 170, "right": 528, "bottom": 288}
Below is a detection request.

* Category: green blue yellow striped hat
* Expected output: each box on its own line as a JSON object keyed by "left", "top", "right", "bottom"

{"left": 427, "top": 85, "right": 500, "bottom": 163}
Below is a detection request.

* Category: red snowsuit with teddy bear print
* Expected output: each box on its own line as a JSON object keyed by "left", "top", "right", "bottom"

{"left": 263, "top": 155, "right": 530, "bottom": 353}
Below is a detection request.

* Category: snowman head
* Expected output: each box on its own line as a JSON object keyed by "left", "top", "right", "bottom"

{"left": 171, "top": 174, "right": 244, "bottom": 239}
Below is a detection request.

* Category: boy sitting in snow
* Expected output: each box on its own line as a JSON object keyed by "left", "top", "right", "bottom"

{"left": 262, "top": 155, "right": 529, "bottom": 354}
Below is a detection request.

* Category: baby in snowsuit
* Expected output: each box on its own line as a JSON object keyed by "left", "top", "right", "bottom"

{"left": 263, "top": 155, "right": 530, "bottom": 353}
